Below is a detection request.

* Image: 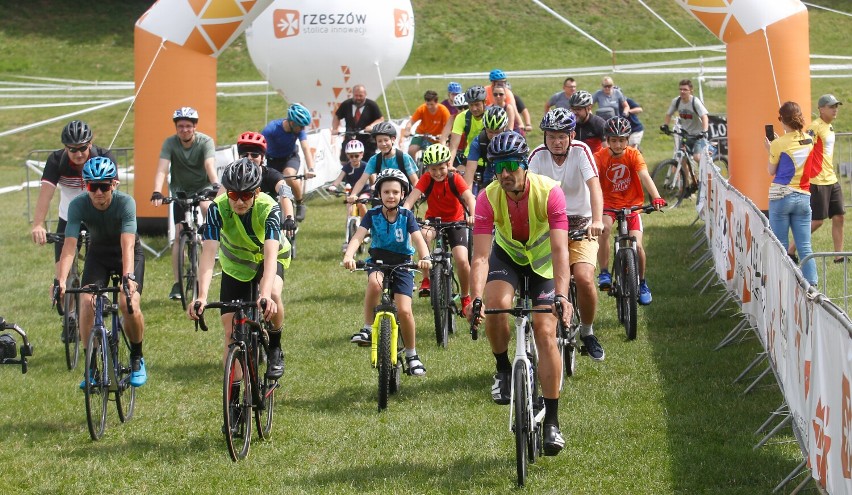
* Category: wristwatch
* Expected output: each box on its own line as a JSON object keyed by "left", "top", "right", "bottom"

{"left": 124, "top": 273, "right": 136, "bottom": 281}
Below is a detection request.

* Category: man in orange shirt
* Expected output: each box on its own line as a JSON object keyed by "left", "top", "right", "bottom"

{"left": 402, "top": 90, "right": 451, "bottom": 161}
{"left": 594, "top": 117, "right": 665, "bottom": 305}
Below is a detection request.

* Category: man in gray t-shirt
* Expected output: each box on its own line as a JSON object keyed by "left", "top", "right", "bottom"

{"left": 662, "top": 78, "right": 709, "bottom": 161}
{"left": 544, "top": 77, "right": 576, "bottom": 114}
{"left": 592, "top": 76, "right": 628, "bottom": 121}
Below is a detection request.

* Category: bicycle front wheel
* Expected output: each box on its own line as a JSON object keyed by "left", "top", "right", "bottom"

{"left": 84, "top": 328, "right": 109, "bottom": 440}
{"left": 377, "top": 317, "right": 392, "bottom": 411}
{"left": 513, "top": 363, "right": 529, "bottom": 487}
{"left": 177, "top": 234, "right": 190, "bottom": 310}
{"left": 651, "top": 159, "right": 686, "bottom": 208}
{"left": 115, "top": 324, "right": 136, "bottom": 423}
{"left": 223, "top": 345, "right": 252, "bottom": 461}
{"left": 430, "top": 264, "right": 448, "bottom": 348}
{"left": 255, "top": 342, "right": 276, "bottom": 440}
{"left": 618, "top": 249, "right": 639, "bottom": 340}
{"left": 182, "top": 238, "right": 199, "bottom": 307}
{"left": 446, "top": 263, "right": 457, "bottom": 335}
{"left": 63, "top": 287, "right": 81, "bottom": 370}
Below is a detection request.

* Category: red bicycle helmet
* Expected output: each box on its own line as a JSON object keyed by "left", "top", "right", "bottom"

{"left": 237, "top": 131, "right": 267, "bottom": 152}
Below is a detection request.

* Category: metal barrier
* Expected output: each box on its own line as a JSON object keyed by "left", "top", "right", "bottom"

{"left": 801, "top": 252, "right": 852, "bottom": 314}
{"left": 836, "top": 131, "right": 852, "bottom": 208}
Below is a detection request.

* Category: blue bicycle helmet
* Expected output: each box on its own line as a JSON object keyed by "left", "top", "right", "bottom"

{"left": 447, "top": 82, "right": 463, "bottom": 94}
{"left": 82, "top": 156, "right": 118, "bottom": 181}
{"left": 486, "top": 131, "right": 529, "bottom": 164}
{"left": 489, "top": 69, "right": 507, "bottom": 82}
{"left": 287, "top": 103, "right": 312, "bottom": 127}
{"left": 540, "top": 108, "right": 577, "bottom": 133}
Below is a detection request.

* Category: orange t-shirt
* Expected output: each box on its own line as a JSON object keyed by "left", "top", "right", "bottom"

{"left": 410, "top": 103, "right": 451, "bottom": 137}
{"left": 594, "top": 146, "right": 647, "bottom": 209}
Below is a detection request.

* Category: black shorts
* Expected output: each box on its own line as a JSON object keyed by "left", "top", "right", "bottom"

{"left": 219, "top": 263, "right": 285, "bottom": 315}
{"left": 424, "top": 219, "right": 468, "bottom": 249}
{"left": 267, "top": 154, "right": 301, "bottom": 175}
{"left": 81, "top": 239, "right": 146, "bottom": 293}
{"left": 486, "top": 243, "right": 555, "bottom": 306}
{"left": 810, "top": 183, "right": 845, "bottom": 220}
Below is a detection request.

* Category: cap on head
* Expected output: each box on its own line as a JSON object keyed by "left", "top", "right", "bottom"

{"left": 818, "top": 94, "right": 842, "bottom": 108}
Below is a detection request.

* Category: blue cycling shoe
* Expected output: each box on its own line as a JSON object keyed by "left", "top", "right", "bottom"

{"left": 598, "top": 270, "right": 612, "bottom": 291}
{"left": 130, "top": 357, "right": 147, "bottom": 387}
{"left": 638, "top": 281, "right": 652, "bottom": 305}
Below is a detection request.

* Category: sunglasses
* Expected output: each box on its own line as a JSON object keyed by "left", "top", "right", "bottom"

{"left": 86, "top": 182, "right": 112, "bottom": 193}
{"left": 66, "top": 144, "right": 89, "bottom": 154}
{"left": 493, "top": 161, "right": 522, "bottom": 174}
{"left": 602, "top": 84, "right": 613, "bottom": 88}
{"left": 227, "top": 190, "right": 255, "bottom": 202}
{"left": 240, "top": 152, "right": 263, "bottom": 159}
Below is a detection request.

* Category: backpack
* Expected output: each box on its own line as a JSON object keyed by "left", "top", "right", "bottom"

{"left": 672, "top": 96, "right": 701, "bottom": 117}
{"left": 420, "top": 172, "right": 468, "bottom": 215}
{"left": 375, "top": 149, "right": 405, "bottom": 173}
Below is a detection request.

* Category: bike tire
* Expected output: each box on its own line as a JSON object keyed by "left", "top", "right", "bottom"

{"left": 347, "top": 218, "right": 363, "bottom": 255}
{"left": 182, "top": 239, "right": 199, "bottom": 307}
{"left": 84, "top": 327, "right": 108, "bottom": 441}
{"left": 115, "top": 322, "right": 136, "bottom": 423}
{"left": 223, "top": 345, "right": 252, "bottom": 461}
{"left": 377, "top": 317, "right": 392, "bottom": 411}
{"left": 430, "top": 264, "right": 448, "bottom": 348}
{"left": 562, "top": 282, "right": 579, "bottom": 380}
{"left": 513, "top": 363, "right": 529, "bottom": 487}
{"left": 63, "top": 287, "right": 81, "bottom": 370}
{"left": 255, "top": 339, "right": 275, "bottom": 440}
{"left": 446, "top": 263, "right": 457, "bottom": 336}
{"left": 619, "top": 249, "right": 639, "bottom": 340}
{"left": 651, "top": 159, "right": 686, "bottom": 208}
{"left": 177, "top": 234, "right": 189, "bottom": 311}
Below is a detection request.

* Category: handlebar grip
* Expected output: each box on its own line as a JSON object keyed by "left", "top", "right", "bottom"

{"left": 470, "top": 298, "right": 483, "bottom": 340}
{"left": 194, "top": 301, "right": 208, "bottom": 332}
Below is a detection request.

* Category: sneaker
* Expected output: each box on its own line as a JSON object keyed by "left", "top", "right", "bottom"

{"left": 460, "top": 295, "right": 472, "bottom": 317}
{"left": 169, "top": 282, "right": 182, "bottom": 300}
{"left": 295, "top": 202, "right": 307, "bottom": 222}
{"left": 79, "top": 374, "right": 97, "bottom": 390}
{"left": 405, "top": 354, "right": 426, "bottom": 377}
{"left": 581, "top": 334, "right": 605, "bottom": 361}
{"left": 491, "top": 371, "right": 511, "bottom": 405}
{"left": 598, "top": 270, "right": 612, "bottom": 291}
{"left": 130, "top": 357, "right": 147, "bottom": 387}
{"left": 350, "top": 327, "right": 371, "bottom": 346}
{"left": 542, "top": 424, "right": 565, "bottom": 456}
{"left": 419, "top": 278, "right": 431, "bottom": 297}
{"left": 638, "top": 281, "right": 652, "bottom": 306}
{"left": 266, "top": 347, "right": 284, "bottom": 379}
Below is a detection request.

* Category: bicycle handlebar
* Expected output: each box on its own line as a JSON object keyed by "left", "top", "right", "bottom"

{"left": 193, "top": 299, "right": 268, "bottom": 332}
{"left": 353, "top": 260, "right": 420, "bottom": 272}
{"left": 65, "top": 282, "right": 134, "bottom": 315}
{"left": 603, "top": 204, "right": 658, "bottom": 218}
{"left": 281, "top": 174, "right": 306, "bottom": 180}
{"left": 163, "top": 188, "right": 217, "bottom": 205}
{"left": 568, "top": 229, "right": 588, "bottom": 241}
{"left": 417, "top": 218, "right": 468, "bottom": 230}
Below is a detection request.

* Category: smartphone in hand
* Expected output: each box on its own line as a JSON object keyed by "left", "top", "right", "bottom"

{"left": 765, "top": 124, "right": 775, "bottom": 142}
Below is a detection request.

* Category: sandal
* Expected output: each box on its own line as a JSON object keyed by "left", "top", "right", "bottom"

{"left": 405, "top": 355, "right": 426, "bottom": 377}
{"left": 834, "top": 257, "right": 847, "bottom": 264}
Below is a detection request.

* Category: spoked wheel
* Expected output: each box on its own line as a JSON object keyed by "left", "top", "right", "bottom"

{"left": 63, "top": 284, "right": 81, "bottom": 370}
{"left": 513, "top": 363, "right": 529, "bottom": 487}
{"left": 446, "top": 265, "right": 457, "bottom": 335}
{"left": 618, "top": 249, "right": 639, "bottom": 340}
{"left": 224, "top": 345, "right": 252, "bottom": 461}
{"left": 377, "top": 317, "right": 392, "bottom": 411}
{"left": 430, "top": 263, "right": 448, "bottom": 348}
{"left": 288, "top": 232, "right": 297, "bottom": 260}
{"left": 255, "top": 376, "right": 276, "bottom": 440}
{"left": 390, "top": 341, "right": 402, "bottom": 395}
{"left": 528, "top": 358, "right": 542, "bottom": 464}
{"left": 182, "top": 238, "right": 199, "bottom": 307}
{"left": 177, "top": 234, "right": 190, "bottom": 311}
{"left": 115, "top": 326, "right": 136, "bottom": 422}
{"left": 347, "top": 217, "right": 363, "bottom": 254}
{"left": 561, "top": 283, "right": 580, "bottom": 380}
{"left": 651, "top": 159, "right": 687, "bottom": 208}
{"left": 84, "top": 328, "right": 109, "bottom": 441}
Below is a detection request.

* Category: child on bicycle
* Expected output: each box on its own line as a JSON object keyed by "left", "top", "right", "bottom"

{"left": 342, "top": 169, "right": 432, "bottom": 376}
{"left": 346, "top": 122, "right": 419, "bottom": 205}
{"left": 401, "top": 143, "right": 476, "bottom": 312}
{"left": 236, "top": 131, "right": 297, "bottom": 238}
{"left": 327, "top": 139, "right": 372, "bottom": 217}
{"left": 594, "top": 117, "right": 666, "bottom": 305}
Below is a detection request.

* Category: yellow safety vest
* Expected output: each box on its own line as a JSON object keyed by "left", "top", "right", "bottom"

{"left": 484, "top": 172, "right": 557, "bottom": 278}
{"left": 214, "top": 193, "right": 291, "bottom": 282}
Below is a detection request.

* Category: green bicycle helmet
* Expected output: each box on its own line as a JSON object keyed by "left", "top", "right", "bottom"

{"left": 482, "top": 106, "right": 509, "bottom": 131}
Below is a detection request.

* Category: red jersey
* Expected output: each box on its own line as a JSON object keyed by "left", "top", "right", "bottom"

{"left": 594, "top": 146, "right": 647, "bottom": 209}
{"left": 414, "top": 173, "right": 469, "bottom": 222}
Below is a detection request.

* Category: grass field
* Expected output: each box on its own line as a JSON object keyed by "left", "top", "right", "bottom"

{"left": 1, "top": 1, "right": 851, "bottom": 493}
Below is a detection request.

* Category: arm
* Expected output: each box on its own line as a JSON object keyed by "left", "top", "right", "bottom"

{"left": 257, "top": 239, "right": 281, "bottom": 321}
{"left": 31, "top": 183, "right": 56, "bottom": 244}
{"left": 120, "top": 232, "right": 138, "bottom": 295}
{"left": 411, "top": 230, "right": 433, "bottom": 272}
{"left": 300, "top": 139, "right": 316, "bottom": 178}
{"left": 347, "top": 172, "right": 371, "bottom": 203}
{"left": 331, "top": 115, "right": 341, "bottom": 146}
{"left": 461, "top": 190, "right": 476, "bottom": 226}
{"left": 638, "top": 169, "right": 661, "bottom": 200}
{"left": 152, "top": 157, "right": 171, "bottom": 206}
{"left": 463, "top": 159, "right": 478, "bottom": 186}
{"left": 522, "top": 107, "right": 532, "bottom": 129}
{"left": 550, "top": 228, "right": 573, "bottom": 325}
{"left": 56, "top": 237, "right": 78, "bottom": 296}
{"left": 342, "top": 225, "right": 370, "bottom": 270}
{"left": 468, "top": 233, "right": 493, "bottom": 302}
{"left": 621, "top": 99, "right": 630, "bottom": 116}
{"left": 586, "top": 176, "right": 604, "bottom": 236}
{"left": 701, "top": 113, "right": 710, "bottom": 133}
{"left": 506, "top": 105, "right": 518, "bottom": 130}
{"left": 402, "top": 187, "right": 422, "bottom": 210}
{"left": 203, "top": 156, "right": 218, "bottom": 186}
{"left": 365, "top": 117, "right": 384, "bottom": 133}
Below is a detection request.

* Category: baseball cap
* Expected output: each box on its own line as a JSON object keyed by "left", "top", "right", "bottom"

{"left": 818, "top": 94, "right": 842, "bottom": 107}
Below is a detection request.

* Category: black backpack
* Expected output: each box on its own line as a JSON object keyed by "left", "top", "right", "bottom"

{"left": 375, "top": 149, "right": 405, "bottom": 173}
{"left": 420, "top": 172, "right": 468, "bottom": 215}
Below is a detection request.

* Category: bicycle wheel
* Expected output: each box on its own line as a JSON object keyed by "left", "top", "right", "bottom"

{"left": 182, "top": 239, "right": 199, "bottom": 306}
{"left": 377, "top": 317, "right": 392, "bottom": 411}
{"left": 528, "top": 356, "right": 542, "bottom": 464}
{"left": 513, "top": 363, "right": 529, "bottom": 487}
{"left": 223, "top": 345, "right": 252, "bottom": 461}
{"left": 446, "top": 263, "right": 457, "bottom": 335}
{"left": 618, "top": 249, "right": 639, "bottom": 340}
{"left": 177, "top": 233, "right": 190, "bottom": 311}
{"left": 255, "top": 343, "right": 275, "bottom": 440}
{"left": 84, "top": 328, "right": 109, "bottom": 441}
{"left": 63, "top": 284, "right": 81, "bottom": 370}
{"left": 651, "top": 159, "right": 686, "bottom": 208}
{"left": 429, "top": 264, "right": 448, "bottom": 348}
{"left": 115, "top": 323, "right": 136, "bottom": 423}
{"left": 346, "top": 217, "right": 361, "bottom": 254}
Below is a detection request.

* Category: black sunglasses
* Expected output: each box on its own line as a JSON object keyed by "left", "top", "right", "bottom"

{"left": 86, "top": 182, "right": 112, "bottom": 193}
{"left": 67, "top": 144, "right": 89, "bottom": 154}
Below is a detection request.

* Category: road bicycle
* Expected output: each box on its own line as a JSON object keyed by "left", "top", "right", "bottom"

{"left": 352, "top": 260, "right": 421, "bottom": 411}
{"left": 194, "top": 293, "right": 279, "bottom": 462}
{"left": 328, "top": 185, "right": 370, "bottom": 254}
{"left": 47, "top": 231, "right": 88, "bottom": 370}
{"left": 603, "top": 204, "right": 658, "bottom": 341}
{"left": 652, "top": 125, "right": 728, "bottom": 208}
{"left": 67, "top": 274, "right": 136, "bottom": 440}
{"left": 281, "top": 174, "right": 306, "bottom": 260}
{"left": 470, "top": 275, "right": 552, "bottom": 487}
{"left": 557, "top": 229, "right": 588, "bottom": 382}
{"left": 417, "top": 218, "right": 467, "bottom": 348}
{"left": 164, "top": 188, "right": 216, "bottom": 310}
{"left": 0, "top": 316, "right": 34, "bottom": 374}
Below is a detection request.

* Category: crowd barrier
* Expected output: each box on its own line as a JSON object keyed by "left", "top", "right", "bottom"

{"left": 698, "top": 153, "right": 852, "bottom": 493}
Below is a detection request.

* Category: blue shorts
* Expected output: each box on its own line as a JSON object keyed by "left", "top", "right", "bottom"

{"left": 366, "top": 264, "right": 414, "bottom": 299}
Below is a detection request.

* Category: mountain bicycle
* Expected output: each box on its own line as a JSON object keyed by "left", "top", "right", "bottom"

{"left": 652, "top": 125, "right": 727, "bottom": 208}
{"left": 470, "top": 275, "right": 551, "bottom": 487}
{"left": 194, "top": 294, "right": 279, "bottom": 462}
{"left": 281, "top": 174, "right": 305, "bottom": 260}
{"left": 67, "top": 274, "right": 136, "bottom": 440}
{"left": 352, "top": 260, "right": 421, "bottom": 411}
{"left": 558, "top": 229, "right": 588, "bottom": 382}
{"left": 47, "top": 231, "right": 88, "bottom": 370}
{"left": 0, "top": 316, "right": 34, "bottom": 374}
{"left": 328, "top": 186, "right": 370, "bottom": 254}
{"left": 163, "top": 188, "right": 216, "bottom": 310}
{"left": 418, "top": 218, "right": 467, "bottom": 348}
{"left": 603, "top": 205, "right": 658, "bottom": 341}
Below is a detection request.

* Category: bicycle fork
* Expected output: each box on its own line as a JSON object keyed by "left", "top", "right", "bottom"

{"left": 370, "top": 311, "right": 399, "bottom": 368}
{"left": 509, "top": 316, "right": 543, "bottom": 431}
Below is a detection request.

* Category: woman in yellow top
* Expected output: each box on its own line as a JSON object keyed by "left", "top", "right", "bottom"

{"left": 765, "top": 101, "right": 816, "bottom": 285}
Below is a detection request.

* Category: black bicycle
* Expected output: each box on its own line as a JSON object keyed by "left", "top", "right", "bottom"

{"left": 67, "top": 274, "right": 136, "bottom": 440}
{"left": 195, "top": 296, "right": 279, "bottom": 462}
{"left": 558, "top": 229, "right": 588, "bottom": 381}
{"left": 418, "top": 218, "right": 467, "bottom": 348}
{"left": 0, "top": 316, "right": 34, "bottom": 374}
{"left": 47, "top": 231, "right": 88, "bottom": 370}
{"left": 164, "top": 188, "right": 216, "bottom": 310}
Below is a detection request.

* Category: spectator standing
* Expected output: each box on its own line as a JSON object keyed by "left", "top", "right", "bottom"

{"left": 592, "top": 76, "right": 629, "bottom": 121}
{"left": 544, "top": 77, "right": 577, "bottom": 114}
{"left": 332, "top": 84, "right": 384, "bottom": 162}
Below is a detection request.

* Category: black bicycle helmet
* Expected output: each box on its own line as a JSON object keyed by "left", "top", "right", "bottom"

{"left": 569, "top": 90, "right": 593, "bottom": 108}
{"left": 374, "top": 168, "right": 410, "bottom": 196}
{"left": 61, "top": 120, "right": 93, "bottom": 145}
{"left": 540, "top": 108, "right": 576, "bottom": 133}
{"left": 370, "top": 121, "right": 397, "bottom": 138}
{"left": 604, "top": 116, "right": 632, "bottom": 137}
{"left": 486, "top": 131, "right": 529, "bottom": 163}
{"left": 221, "top": 158, "right": 262, "bottom": 192}
{"left": 464, "top": 85, "right": 487, "bottom": 104}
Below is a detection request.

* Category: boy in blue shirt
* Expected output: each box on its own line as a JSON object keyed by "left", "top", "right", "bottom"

{"left": 346, "top": 122, "right": 418, "bottom": 205}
